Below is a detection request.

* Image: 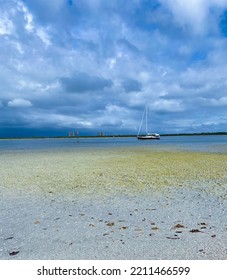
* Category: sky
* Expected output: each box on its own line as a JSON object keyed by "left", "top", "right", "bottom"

{"left": 1, "top": 0, "right": 227, "bottom": 137}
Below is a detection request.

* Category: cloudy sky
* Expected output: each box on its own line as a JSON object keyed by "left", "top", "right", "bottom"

{"left": 1, "top": 0, "right": 227, "bottom": 137}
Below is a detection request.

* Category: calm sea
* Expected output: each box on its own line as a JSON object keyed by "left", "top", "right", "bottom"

{"left": 0, "top": 135, "right": 227, "bottom": 153}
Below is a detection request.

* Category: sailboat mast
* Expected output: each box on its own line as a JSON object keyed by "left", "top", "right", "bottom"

{"left": 145, "top": 105, "right": 147, "bottom": 134}
{"left": 137, "top": 106, "right": 146, "bottom": 136}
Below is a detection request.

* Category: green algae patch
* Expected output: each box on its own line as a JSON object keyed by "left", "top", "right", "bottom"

{"left": 0, "top": 147, "right": 227, "bottom": 198}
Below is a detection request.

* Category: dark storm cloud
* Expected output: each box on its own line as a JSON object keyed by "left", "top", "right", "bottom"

{"left": 122, "top": 78, "right": 142, "bottom": 92}
{"left": 60, "top": 73, "right": 113, "bottom": 93}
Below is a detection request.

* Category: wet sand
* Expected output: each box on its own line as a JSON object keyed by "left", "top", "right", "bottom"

{"left": 0, "top": 147, "right": 227, "bottom": 259}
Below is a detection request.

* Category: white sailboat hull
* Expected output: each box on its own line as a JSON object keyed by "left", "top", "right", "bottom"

{"left": 137, "top": 133, "right": 160, "bottom": 140}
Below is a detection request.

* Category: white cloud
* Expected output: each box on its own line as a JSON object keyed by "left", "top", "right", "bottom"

{"left": 0, "top": 14, "right": 14, "bottom": 35}
{"left": 11, "top": 41, "right": 24, "bottom": 54}
{"left": 160, "top": 0, "right": 227, "bottom": 34}
{"left": 152, "top": 99, "right": 184, "bottom": 112}
{"left": 36, "top": 27, "right": 51, "bottom": 46}
{"left": 107, "top": 58, "right": 117, "bottom": 69}
{"left": 105, "top": 103, "right": 127, "bottom": 113}
{"left": 17, "top": 1, "right": 51, "bottom": 46}
{"left": 107, "top": 52, "right": 124, "bottom": 69}
{"left": 23, "top": 111, "right": 93, "bottom": 128}
{"left": 199, "top": 97, "right": 227, "bottom": 106}
{"left": 17, "top": 1, "right": 35, "bottom": 32}
{"left": 163, "top": 0, "right": 207, "bottom": 34}
{"left": 8, "top": 99, "right": 32, "bottom": 108}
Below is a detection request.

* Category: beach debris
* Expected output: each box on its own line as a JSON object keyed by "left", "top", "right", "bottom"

{"left": 175, "top": 231, "right": 182, "bottom": 234}
{"left": 199, "top": 222, "right": 207, "bottom": 229}
{"left": 79, "top": 213, "right": 85, "bottom": 216}
{"left": 103, "top": 233, "right": 109, "bottom": 236}
{"left": 211, "top": 234, "right": 216, "bottom": 238}
{"left": 34, "top": 220, "right": 40, "bottom": 224}
{"left": 54, "top": 217, "right": 60, "bottom": 221}
{"left": 9, "top": 251, "right": 19, "bottom": 256}
{"left": 106, "top": 222, "right": 114, "bottom": 227}
{"left": 189, "top": 229, "right": 202, "bottom": 233}
{"left": 173, "top": 223, "right": 185, "bottom": 229}
{"left": 108, "top": 213, "right": 112, "bottom": 215}
{"left": 5, "top": 236, "right": 14, "bottom": 240}
{"left": 199, "top": 222, "right": 208, "bottom": 226}
{"left": 121, "top": 226, "right": 128, "bottom": 230}
{"left": 198, "top": 249, "right": 205, "bottom": 253}
{"left": 151, "top": 226, "right": 159, "bottom": 230}
{"left": 166, "top": 237, "right": 180, "bottom": 240}
{"left": 89, "top": 224, "right": 95, "bottom": 227}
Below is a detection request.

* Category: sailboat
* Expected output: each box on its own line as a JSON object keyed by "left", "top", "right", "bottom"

{"left": 137, "top": 106, "right": 160, "bottom": 140}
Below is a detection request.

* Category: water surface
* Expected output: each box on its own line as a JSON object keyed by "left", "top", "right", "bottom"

{"left": 0, "top": 135, "right": 227, "bottom": 153}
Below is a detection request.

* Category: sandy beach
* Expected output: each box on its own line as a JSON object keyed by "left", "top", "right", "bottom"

{"left": 0, "top": 146, "right": 226, "bottom": 259}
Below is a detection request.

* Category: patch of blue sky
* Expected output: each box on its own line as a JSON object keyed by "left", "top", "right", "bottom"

{"left": 220, "top": 9, "right": 227, "bottom": 37}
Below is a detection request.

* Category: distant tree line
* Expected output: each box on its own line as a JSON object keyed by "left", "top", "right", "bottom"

{"left": 1, "top": 131, "right": 227, "bottom": 140}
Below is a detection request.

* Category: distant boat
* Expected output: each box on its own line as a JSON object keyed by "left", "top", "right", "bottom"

{"left": 137, "top": 106, "right": 160, "bottom": 140}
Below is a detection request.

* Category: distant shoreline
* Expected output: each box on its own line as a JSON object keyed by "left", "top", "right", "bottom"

{"left": 0, "top": 132, "right": 227, "bottom": 140}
